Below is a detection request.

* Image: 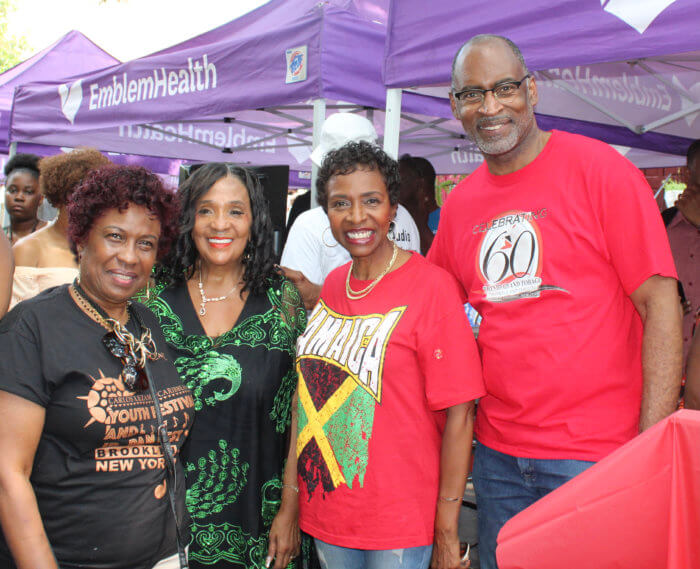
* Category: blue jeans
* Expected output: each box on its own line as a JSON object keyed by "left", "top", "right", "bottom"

{"left": 472, "top": 440, "right": 594, "bottom": 569}
{"left": 314, "top": 539, "right": 433, "bottom": 569}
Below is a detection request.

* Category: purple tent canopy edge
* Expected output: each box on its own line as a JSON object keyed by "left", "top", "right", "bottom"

{"left": 383, "top": 0, "right": 700, "bottom": 88}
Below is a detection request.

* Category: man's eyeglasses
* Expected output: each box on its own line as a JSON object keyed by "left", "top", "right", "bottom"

{"left": 453, "top": 75, "right": 531, "bottom": 105}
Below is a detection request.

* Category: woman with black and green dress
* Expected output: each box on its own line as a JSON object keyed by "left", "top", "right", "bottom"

{"left": 144, "top": 164, "right": 306, "bottom": 569}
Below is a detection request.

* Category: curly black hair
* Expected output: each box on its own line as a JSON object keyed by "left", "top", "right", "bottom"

{"left": 153, "top": 163, "right": 277, "bottom": 297}
{"left": 67, "top": 164, "right": 180, "bottom": 261}
{"left": 315, "top": 141, "right": 400, "bottom": 212}
{"left": 4, "top": 153, "right": 40, "bottom": 180}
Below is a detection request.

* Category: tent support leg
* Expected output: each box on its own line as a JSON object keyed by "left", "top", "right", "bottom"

{"left": 384, "top": 88, "right": 402, "bottom": 159}
{"left": 538, "top": 70, "right": 640, "bottom": 133}
{"left": 311, "top": 99, "right": 326, "bottom": 207}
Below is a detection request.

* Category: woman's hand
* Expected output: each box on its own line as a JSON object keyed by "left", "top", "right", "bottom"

{"left": 431, "top": 401, "right": 476, "bottom": 569}
{"left": 266, "top": 499, "right": 300, "bottom": 569}
{"left": 430, "top": 524, "right": 469, "bottom": 569}
{"left": 277, "top": 266, "right": 321, "bottom": 310}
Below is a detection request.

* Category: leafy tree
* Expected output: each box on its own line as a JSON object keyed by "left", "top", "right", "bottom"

{"left": 0, "top": 0, "right": 29, "bottom": 73}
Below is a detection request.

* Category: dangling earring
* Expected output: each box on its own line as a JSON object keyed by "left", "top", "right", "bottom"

{"left": 388, "top": 220, "right": 396, "bottom": 240}
{"left": 145, "top": 280, "right": 151, "bottom": 299}
{"left": 242, "top": 242, "right": 252, "bottom": 264}
{"left": 322, "top": 226, "right": 338, "bottom": 248}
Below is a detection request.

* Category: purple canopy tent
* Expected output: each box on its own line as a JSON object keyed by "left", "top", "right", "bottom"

{"left": 381, "top": 0, "right": 699, "bottom": 165}
{"left": 0, "top": 31, "right": 179, "bottom": 178}
{"left": 6, "top": 0, "right": 501, "bottom": 179}
{"left": 0, "top": 30, "right": 119, "bottom": 154}
{"left": 8, "top": 1, "right": 695, "bottom": 182}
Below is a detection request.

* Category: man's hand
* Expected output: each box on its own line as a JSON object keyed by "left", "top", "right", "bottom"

{"left": 278, "top": 267, "right": 322, "bottom": 310}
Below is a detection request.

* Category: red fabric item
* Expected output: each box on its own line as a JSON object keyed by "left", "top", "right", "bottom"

{"left": 296, "top": 253, "right": 485, "bottom": 549}
{"left": 496, "top": 410, "right": 700, "bottom": 569}
{"left": 428, "top": 130, "right": 677, "bottom": 461}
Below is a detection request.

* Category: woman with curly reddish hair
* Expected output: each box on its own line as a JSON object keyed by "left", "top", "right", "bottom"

{"left": 10, "top": 148, "right": 111, "bottom": 308}
{"left": 0, "top": 165, "right": 194, "bottom": 569}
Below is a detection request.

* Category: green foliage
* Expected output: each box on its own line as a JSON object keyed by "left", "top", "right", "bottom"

{"left": 0, "top": 0, "right": 30, "bottom": 73}
{"left": 664, "top": 179, "right": 687, "bottom": 193}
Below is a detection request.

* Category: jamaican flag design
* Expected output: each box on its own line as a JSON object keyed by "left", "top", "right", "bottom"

{"left": 296, "top": 300, "right": 405, "bottom": 498}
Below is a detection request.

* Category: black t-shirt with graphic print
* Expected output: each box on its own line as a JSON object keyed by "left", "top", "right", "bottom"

{"left": 0, "top": 285, "right": 194, "bottom": 569}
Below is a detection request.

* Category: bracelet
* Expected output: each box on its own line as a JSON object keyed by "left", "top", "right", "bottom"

{"left": 439, "top": 496, "right": 461, "bottom": 502}
{"left": 282, "top": 483, "right": 299, "bottom": 493}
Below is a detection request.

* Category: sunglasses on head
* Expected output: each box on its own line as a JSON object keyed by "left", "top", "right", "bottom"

{"left": 102, "top": 331, "right": 149, "bottom": 391}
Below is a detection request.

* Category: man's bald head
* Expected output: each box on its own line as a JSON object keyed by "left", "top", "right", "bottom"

{"left": 451, "top": 35, "right": 528, "bottom": 88}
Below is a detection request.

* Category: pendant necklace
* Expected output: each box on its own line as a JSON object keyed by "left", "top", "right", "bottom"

{"left": 345, "top": 241, "right": 399, "bottom": 300}
{"left": 198, "top": 268, "right": 241, "bottom": 316}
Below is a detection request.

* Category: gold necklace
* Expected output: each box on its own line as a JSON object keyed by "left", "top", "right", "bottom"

{"left": 197, "top": 267, "right": 241, "bottom": 316}
{"left": 345, "top": 241, "right": 398, "bottom": 300}
{"left": 70, "top": 284, "right": 130, "bottom": 330}
{"left": 69, "top": 284, "right": 156, "bottom": 369}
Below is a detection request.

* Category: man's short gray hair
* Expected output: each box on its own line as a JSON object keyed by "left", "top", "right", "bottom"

{"left": 451, "top": 35, "right": 529, "bottom": 87}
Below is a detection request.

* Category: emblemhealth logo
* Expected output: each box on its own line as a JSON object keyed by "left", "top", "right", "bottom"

{"left": 474, "top": 209, "right": 568, "bottom": 302}
{"left": 58, "top": 56, "right": 218, "bottom": 124}
{"left": 601, "top": 0, "right": 678, "bottom": 34}
{"left": 58, "top": 80, "right": 83, "bottom": 124}
{"left": 88, "top": 56, "right": 217, "bottom": 111}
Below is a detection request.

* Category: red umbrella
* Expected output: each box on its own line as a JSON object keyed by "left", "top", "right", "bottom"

{"left": 497, "top": 410, "right": 700, "bottom": 569}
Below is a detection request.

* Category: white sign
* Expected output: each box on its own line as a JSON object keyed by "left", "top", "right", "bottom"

{"left": 286, "top": 45, "right": 308, "bottom": 84}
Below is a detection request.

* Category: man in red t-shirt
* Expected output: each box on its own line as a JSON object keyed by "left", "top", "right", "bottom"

{"left": 427, "top": 34, "right": 682, "bottom": 569}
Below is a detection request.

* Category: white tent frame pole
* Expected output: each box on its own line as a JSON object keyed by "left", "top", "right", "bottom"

{"left": 8, "top": 142, "right": 16, "bottom": 159}
{"left": 632, "top": 60, "right": 698, "bottom": 104}
{"left": 538, "top": 70, "right": 640, "bottom": 133}
{"left": 384, "top": 88, "right": 402, "bottom": 159}
{"left": 311, "top": 98, "right": 326, "bottom": 207}
{"left": 641, "top": 102, "right": 700, "bottom": 132}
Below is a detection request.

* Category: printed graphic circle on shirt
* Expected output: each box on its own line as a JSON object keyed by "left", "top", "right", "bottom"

{"left": 77, "top": 371, "right": 135, "bottom": 426}
{"left": 476, "top": 210, "right": 546, "bottom": 302}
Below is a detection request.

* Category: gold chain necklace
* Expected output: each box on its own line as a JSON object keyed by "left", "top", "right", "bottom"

{"left": 70, "top": 284, "right": 130, "bottom": 330}
{"left": 197, "top": 268, "right": 242, "bottom": 316}
{"left": 69, "top": 284, "right": 156, "bottom": 369}
{"left": 345, "top": 241, "right": 398, "bottom": 301}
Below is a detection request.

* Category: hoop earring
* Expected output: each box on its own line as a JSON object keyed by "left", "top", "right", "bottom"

{"left": 322, "top": 227, "right": 338, "bottom": 248}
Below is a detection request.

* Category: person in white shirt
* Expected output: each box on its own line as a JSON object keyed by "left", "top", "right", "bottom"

{"left": 280, "top": 113, "right": 420, "bottom": 308}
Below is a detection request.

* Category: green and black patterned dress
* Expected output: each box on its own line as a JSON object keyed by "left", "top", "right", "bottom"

{"left": 143, "top": 277, "right": 306, "bottom": 569}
